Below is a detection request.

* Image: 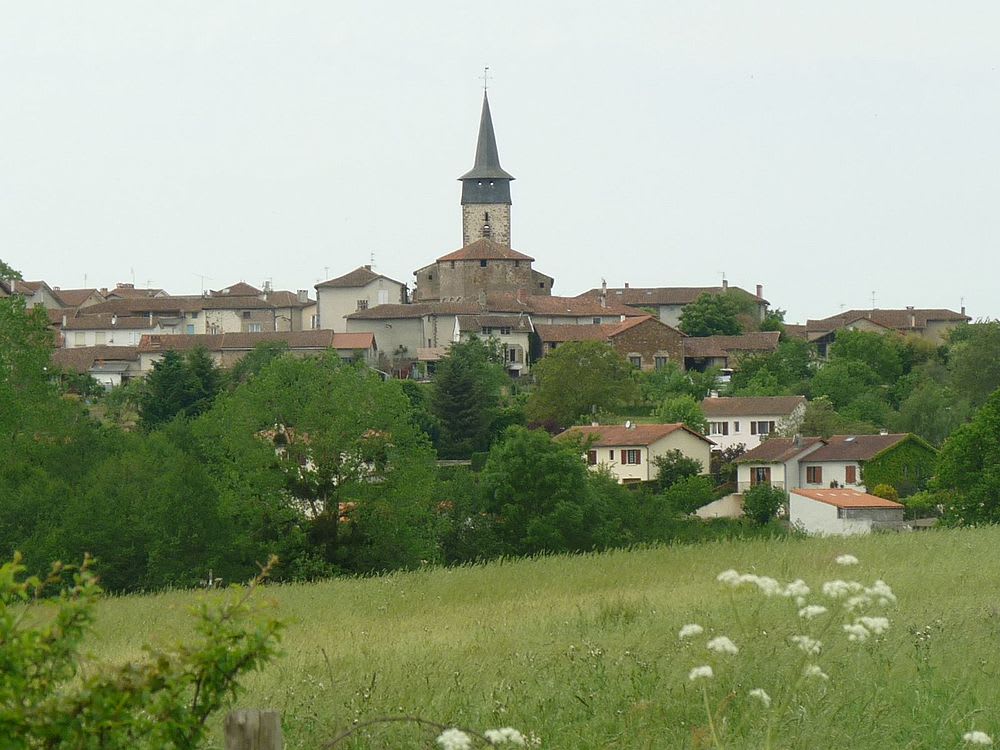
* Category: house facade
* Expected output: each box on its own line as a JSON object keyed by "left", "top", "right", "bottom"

{"left": 789, "top": 488, "right": 904, "bottom": 536}
{"left": 453, "top": 314, "right": 533, "bottom": 376}
{"left": 557, "top": 423, "right": 713, "bottom": 484}
{"left": 700, "top": 395, "right": 807, "bottom": 452}
{"left": 682, "top": 332, "right": 780, "bottom": 374}
{"left": 535, "top": 315, "right": 685, "bottom": 371}
{"left": 315, "top": 266, "right": 407, "bottom": 332}
{"left": 806, "top": 307, "right": 970, "bottom": 354}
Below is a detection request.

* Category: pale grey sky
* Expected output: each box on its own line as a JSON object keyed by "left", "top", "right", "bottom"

{"left": 2, "top": 2, "right": 998, "bottom": 323}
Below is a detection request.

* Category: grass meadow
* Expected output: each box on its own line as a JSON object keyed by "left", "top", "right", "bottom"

{"left": 85, "top": 527, "right": 1000, "bottom": 748}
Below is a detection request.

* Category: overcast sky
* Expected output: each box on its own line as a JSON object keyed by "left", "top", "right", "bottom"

{"left": 2, "top": 2, "right": 998, "bottom": 323}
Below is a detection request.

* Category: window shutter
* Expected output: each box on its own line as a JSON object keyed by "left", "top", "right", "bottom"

{"left": 636, "top": 451, "right": 641, "bottom": 465}
{"left": 621, "top": 449, "right": 627, "bottom": 464}
{"left": 723, "top": 422, "right": 729, "bottom": 436}
{"left": 750, "top": 422, "right": 757, "bottom": 435}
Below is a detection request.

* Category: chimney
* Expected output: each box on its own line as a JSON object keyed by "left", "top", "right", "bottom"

{"left": 364, "top": 264, "right": 372, "bottom": 271}
{"left": 624, "top": 282, "right": 629, "bottom": 289}
{"left": 100, "top": 287, "right": 108, "bottom": 296}
{"left": 961, "top": 304, "right": 966, "bottom": 316}
{"left": 61, "top": 314, "right": 67, "bottom": 327}
{"left": 297, "top": 289, "right": 308, "bottom": 304}
{"left": 906, "top": 306, "right": 915, "bottom": 328}
{"left": 112, "top": 314, "right": 118, "bottom": 327}
{"left": 756, "top": 284, "right": 763, "bottom": 299}
{"left": 722, "top": 279, "right": 729, "bottom": 290}
{"left": 263, "top": 280, "right": 273, "bottom": 294}
{"left": 793, "top": 433, "right": 802, "bottom": 447}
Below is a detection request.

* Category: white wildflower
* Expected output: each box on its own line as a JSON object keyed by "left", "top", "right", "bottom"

{"left": 717, "top": 569, "right": 741, "bottom": 586}
{"left": 678, "top": 623, "right": 704, "bottom": 640}
{"left": 835, "top": 554, "right": 859, "bottom": 566}
{"left": 783, "top": 579, "right": 810, "bottom": 598}
{"left": 485, "top": 728, "right": 527, "bottom": 746}
{"left": 737, "top": 573, "right": 760, "bottom": 585}
{"left": 798, "top": 604, "right": 828, "bottom": 620}
{"left": 844, "top": 594, "right": 870, "bottom": 612}
{"left": 689, "top": 665, "right": 714, "bottom": 681}
{"left": 803, "top": 664, "right": 829, "bottom": 680}
{"left": 437, "top": 728, "right": 473, "bottom": 750}
{"left": 868, "top": 579, "right": 897, "bottom": 606}
{"left": 857, "top": 616, "right": 890, "bottom": 635}
{"left": 790, "top": 635, "right": 822, "bottom": 655}
{"left": 707, "top": 636, "right": 739, "bottom": 656}
{"left": 795, "top": 596, "right": 807, "bottom": 607}
{"left": 753, "top": 576, "right": 782, "bottom": 597}
{"left": 821, "top": 579, "right": 863, "bottom": 599}
{"left": 748, "top": 688, "right": 771, "bottom": 708}
{"left": 963, "top": 730, "right": 993, "bottom": 745}
{"left": 843, "top": 623, "right": 870, "bottom": 642}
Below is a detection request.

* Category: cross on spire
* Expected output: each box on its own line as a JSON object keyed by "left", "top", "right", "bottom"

{"left": 479, "top": 66, "right": 492, "bottom": 92}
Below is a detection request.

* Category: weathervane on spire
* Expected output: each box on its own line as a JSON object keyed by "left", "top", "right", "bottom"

{"left": 479, "top": 66, "right": 492, "bottom": 92}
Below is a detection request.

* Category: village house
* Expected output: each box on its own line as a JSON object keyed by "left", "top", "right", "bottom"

{"left": 700, "top": 395, "right": 807, "bottom": 452}
{"left": 50, "top": 346, "right": 142, "bottom": 389}
{"left": 453, "top": 314, "right": 533, "bottom": 376}
{"left": 575, "top": 281, "right": 769, "bottom": 328}
{"left": 60, "top": 313, "right": 172, "bottom": 348}
{"left": 314, "top": 265, "right": 407, "bottom": 332}
{"left": 805, "top": 307, "right": 970, "bottom": 354}
{"left": 788, "top": 488, "right": 904, "bottom": 536}
{"left": 534, "top": 315, "right": 685, "bottom": 371}
{"left": 557, "top": 422, "right": 713, "bottom": 485}
{"left": 682, "top": 331, "right": 780, "bottom": 375}
{"left": 736, "top": 432, "right": 936, "bottom": 496}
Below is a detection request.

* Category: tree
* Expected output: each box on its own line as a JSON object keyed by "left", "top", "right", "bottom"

{"left": 948, "top": 321, "right": 1000, "bottom": 407}
{"left": 934, "top": 386, "right": 1000, "bottom": 525}
{"left": 227, "top": 341, "right": 290, "bottom": 388}
{"left": 138, "top": 348, "right": 222, "bottom": 430}
{"left": 526, "top": 341, "right": 638, "bottom": 430}
{"left": 742, "top": 483, "right": 786, "bottom": 525}
{"left": 809, "top": 359, "right": 882, "bottom": 411}
{"left": 0, "top": 258, "right": 20, "bottom": 280}
{"left": 678, "top": 293, "right": 744, "bottom": 337}
{"left": 0, "top": 296, "right": 58, "bottom": 441}
{"left": 828, "top": 329, "right": 904, "bottom": 383}
{"left": 660, "top": 475, "right": 715, "bottom": 515}
{"left": 654, "top": 394, "right": 708, "bottom": 433}
{"left": 727, "top": 339, "right": 814, "bottom": 397}
{"left": 891, "top": 379, "right": 969, "bottom": 446}
{"left": 431, "top": 338, "right": 506, "bottom": 458}
{"left": 480, "top": 427, "right": 619, "bottom": 554}
{"left": 795, "top": 396, "right": 876, "bottom": 439}
{"left": 652, "top": 449, "right": 704, "bottom": 491}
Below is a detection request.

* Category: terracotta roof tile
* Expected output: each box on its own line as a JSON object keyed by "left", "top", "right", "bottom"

{"left": 137, "top": 330, "right": 372, "bottom": 353}
{"left": 51, "top": 288, "right": 104, "bottom": 307}
{"left": 792, "top": 488, "right": 903, "bottom": 509}
{"left": 316, "top": 266, "right": 406, "bottom": 289}
{"left": 683, "top": 332, "right": 780, "bottom": 358}
{"left": 737, "top": 437, "right": 825, "bottom": 463}
{"left": 557, "top": 422, "right": 713, "bottom": 447}
{"left": 805, "top": 434, "right": 915, "bottom": 461}
{"left": 51, "top": 346, "right": 140, "bottom": 373}
{"left": 436, "top": 238, "right": 534, "bottom": 262}
{"left": 211, "top": 282, "right": 262, "bottom": 296}
{"left": 806, "top": 308, "right": 970, "bottom": 334}
{"left": 701, "top": 396, "right": 806, "bottom": 417}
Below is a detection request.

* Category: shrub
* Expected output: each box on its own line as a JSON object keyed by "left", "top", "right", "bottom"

{"left": 871, "top": 483, "right": 900, "bottom": 502}
{"left": 0, "top": 553, "right": 282, "bottom": 748}
{"left": 742, "top": 483, "right": 787, "bottom": 525}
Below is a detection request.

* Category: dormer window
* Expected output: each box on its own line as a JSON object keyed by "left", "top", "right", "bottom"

{"left": 480, "top": 260, "right": 487, "bottom": 267}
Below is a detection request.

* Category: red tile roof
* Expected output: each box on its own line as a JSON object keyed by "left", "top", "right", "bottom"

{"left": 701, "top": 396, "right": 806, "bottom": 417}
{"left": 576, "top": 285, "right": 768, "bottom": 306}
{"left": 557, "top": 422, "right": 713, "bottom": 447}
{"left": 211, "top": 282, "right": 262, "bottom": 296}
{"left": 137, "top": 330, "right": 373, "bottom": 353}
{"left": 683, "top": 332, "right": 780, "bottom": 358}
{"left": 436, "top": 238, "right": 534, "bottom": 263}
{"left": 51, "top": 346, "right": 140, "bottom": 373}
{"left": 792, "top": 488, "right": 903, "bottom": 509}
{"left": 316, "top": 266, "right": 405, "bottom": 289}
{"left": 51, "top": 288, "right": 104, "bottom": 307}
{"left": 736, "top": 437, "right": 826, "bottom": 463}
{"left": 805, "top": 434, "right": 916, "bottom": 461}
{"left": 806, "top": 308, "right": 969, "bottom": 334}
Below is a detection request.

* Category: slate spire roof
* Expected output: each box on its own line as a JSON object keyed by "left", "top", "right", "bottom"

{"left": 460, "top": 92, "right": 514, "bottom": 181}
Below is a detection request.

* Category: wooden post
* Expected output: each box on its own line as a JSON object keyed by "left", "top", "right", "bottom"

{"left": 224, "top": 709, "right": 284, "bottom": 750}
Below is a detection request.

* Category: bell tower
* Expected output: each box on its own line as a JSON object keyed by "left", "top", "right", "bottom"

{"left": 459, "top": 91, "right": 514, "bottom": 248}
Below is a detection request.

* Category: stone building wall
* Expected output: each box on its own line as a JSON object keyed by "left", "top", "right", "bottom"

{"left": 609, "top": 319, "right": 685, "bottom": 371}
{"left": 462, "top": 203, "right": 510, "bottom": 247}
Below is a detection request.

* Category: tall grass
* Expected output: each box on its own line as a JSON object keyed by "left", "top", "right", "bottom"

{"left": 86, "top": 528, "right": 1000, "bottom": 748}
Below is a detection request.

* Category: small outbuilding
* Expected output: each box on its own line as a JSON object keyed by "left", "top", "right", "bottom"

{"left": 789, "top": 488, "right": 904, "bottom": 536}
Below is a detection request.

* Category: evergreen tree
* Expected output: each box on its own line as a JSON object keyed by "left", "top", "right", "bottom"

{"left": 430, "top": 338, "right": 505, "bottom": 458}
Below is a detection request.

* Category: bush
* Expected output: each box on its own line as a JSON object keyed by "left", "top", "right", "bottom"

{"left": 0, "top": 553, "right": 282, "bottom": 748}
{"left": 742, "top": 483, "right": 787, "bottom": 525}
{"left": 661, "top": 475, "right": 715, "bottom": 515}
{"left": 871, "top": 483, "right": 900, "bottom": 502}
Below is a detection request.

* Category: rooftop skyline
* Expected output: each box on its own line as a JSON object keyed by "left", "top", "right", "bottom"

{"left": 3, "top": 2, "right": 997, "bottom": 323}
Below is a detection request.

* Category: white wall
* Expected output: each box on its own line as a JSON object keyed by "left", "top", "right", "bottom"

{"left": 317, "top": 279, "right": 405, "bottom": 332}
{"left": 798, "top": 460, "right": 864, "bottom": 490}
{"left": 706, "top": 403, "right": 806, "bottom": 452}
{"left": 695, "top": 494, "right": 744, "bottom": 519}
{"left": 789, "top": 494, "right": 872, "bottom": 536}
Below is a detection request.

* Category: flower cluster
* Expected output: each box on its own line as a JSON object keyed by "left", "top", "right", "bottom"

{"left": 436, "top": 727, "right": 530, "bottom": 748}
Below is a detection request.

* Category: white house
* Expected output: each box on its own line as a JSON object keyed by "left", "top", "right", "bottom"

{"left": 315, "top": 266, "right": 407, "bottom": 332}
{"left": 701, "top": 395, "right": 807, "bottom": 452}
{"left": 557, "top": 422, "right": 714, "bottom": 484}
{"left": 789, "top": 488, "right": 904, "bottom": 536}
{"left": 60, "top": 313, "right": 171, "bottom": 348}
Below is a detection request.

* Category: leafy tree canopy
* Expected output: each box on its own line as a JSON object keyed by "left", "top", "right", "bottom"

{"left": 935, "top": 386, "right": 1000, "bottom": 525}
{"left": 138, "top": 348, "right": 222, "bottom": 431}
{"left": 654, "top": 394, "right": 708, "bottom": 433}
{"left": 652, "top": 448, "right": 703, "bottom": 491}
{"left": 727, "top": 339, "right": 814, "bottom": 396}
{"left": 947, "top": 321, "right": 1000, "bottom": 407}
{"left": 0, "top": 259, "right": 21, "bottom": 280}
{"left": 742, "top": 483, "right": 786, "bottom": 525}
{"left": 678, "top": 292, "right": 745, "bottom": 337}
{"left": 828, "top": 329, "right": 904, "bottom": 383}
{"left": 431, "top": 337, "right": 507, "bottom": 458}
{"left": 526, "top": 341, "right": 638, "bottom": 430}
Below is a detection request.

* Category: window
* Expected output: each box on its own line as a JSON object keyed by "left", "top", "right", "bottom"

{"left": 587, "top": 450, "right": 597, "bottom": 465}
{"left": 750, "top": 420, "right": 776, "bottom": 435}
{"left": 356, "top": 299, "right": 368, "bottom": 310}
{"left": 311, "top": 314, "right": 320, "bottom": 329}
{"left": 186, "top": 324, "right": 195, "bottom": 334}
{"left": 480, "top": 260, "right": 488, "bottom": 267}
{"left": 629, "top": 356, "right": 642, "bottom": 368}
{"left": 248, "top": 323, "right": 262, "bottom": 333}
{"left": 514, "top": 260, "right": 520, "bottom": 267}
{"left": 845, "top": 465, "right": 857, "bottom": 484}
{"left": 500, "top": 327, "right": 511, "bottom": 335}
{"left": 622, "top": 449, "right": 641, "bottom": 465}
{"left": 539, "top": 282, "right": 545, "bottom": 288}
{"left": 242, "top": 311, "right": 251, "bottom": 319}
{"left": 593, "top": 317, "right": 602, "bottom": 324}
{"left": 751, "top": 466, "right": 771, "bottom": 485}
{"left": 481, "top": 327, "right": 493, "bottom": 336}
{"left": 378, "top": 290, "right": 389, "bottom": 305}
{"left": 733, "top": 421, "right": 741, "bottom": 433}
{"left": 93, "top": 331, "right": 106, "bottom": 345}
{"left": 709, "top": 421, "right": 729, "bottom": 436}
{"left": 608, "top": 450, "right": 614, "bottom": 460}
{"left": 806, "top": 466, "right": 823, "bottom": 484}
{"left": 74, "top": 332, "right": 86, "bottom": 347}
{"left": 654, "top": 356, "right": 669, "bottom": 369}
{"left": 428, "top": 273, "right": 433, "bottom": 280}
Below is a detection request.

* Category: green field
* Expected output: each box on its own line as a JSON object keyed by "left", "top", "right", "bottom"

{"left": 86, "top": 528, "right": 1000, "bottom": 748}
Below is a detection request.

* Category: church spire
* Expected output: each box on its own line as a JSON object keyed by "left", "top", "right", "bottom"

{"left": 460, "top": 92, "right": 515, "bottom": 182}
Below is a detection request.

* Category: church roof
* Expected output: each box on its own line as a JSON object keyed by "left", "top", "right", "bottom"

{"left": 459, "top": 93, "right": 514, "bottom": 181}
{"left": 437, "top": 238, "right": 534, "bottom": 263}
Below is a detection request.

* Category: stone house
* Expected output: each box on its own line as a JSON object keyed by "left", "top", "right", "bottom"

{"left": 412, "top": 239, "right": 554, "bottom": 303}
{"left": 682, "top": 332, "right": 780, "bottom": 375}
{"left": 805, "top": 307, "right": 970, "bottom": 354}
{"left": 557, "top": 422, "right": 713, "bottom": 484}
{"left": 314, "top": 266, "right": 407, "bottom": 332}
{"left": 700, "top": 395, "right": 807, "bottom": 452}
{"left": 534, "top": 315, "right": 685, "bottom": 371}
{"left": 788, "top": 488, "right": 904, "bottom": 536}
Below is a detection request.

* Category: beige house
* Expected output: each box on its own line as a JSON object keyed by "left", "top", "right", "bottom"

{"left": 315, "top": 266, "right": 407, "bottom": 332}
{"left": 557, "top": 422, "right": 713, "bottom": 484}
{"left": 61, "top": 313, "right": 172, "bottom": 348}
{"left": 700, "top": 395, "right": 807, "bottom": 452}
{"left": 806, "top": 307, "right": 970, "bottom": 354}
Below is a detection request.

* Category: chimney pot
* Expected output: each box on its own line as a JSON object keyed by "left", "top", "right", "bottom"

{"left": 756, "top": 284, "right": 763, "bottom": 299}
{"left": 624, "top": 282, "right": 629, "bottom": 289}
{"left": 722, "top": 279, "right": 729, "bottom": 290}
{"left": 61, "top": 314, "right": 67, "bottom": 327}
{"left": 297, "top": 289, "right": 308, "bottom": 304}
